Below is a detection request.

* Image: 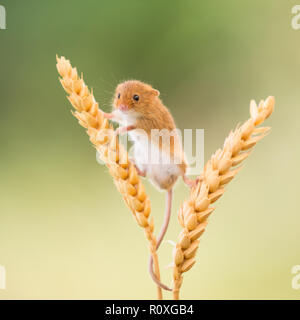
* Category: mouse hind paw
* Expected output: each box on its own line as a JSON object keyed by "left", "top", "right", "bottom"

{"left": 183, "top": 175, "right": 202, "bottom": 188}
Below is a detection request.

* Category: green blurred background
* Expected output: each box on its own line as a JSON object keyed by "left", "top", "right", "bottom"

{"left": 0, "top": 0, "right": 299, "bottom": 299}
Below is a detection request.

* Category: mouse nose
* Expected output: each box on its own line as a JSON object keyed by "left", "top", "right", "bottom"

{"left": 119, "top": 104, "right": 129, "bottom": 112}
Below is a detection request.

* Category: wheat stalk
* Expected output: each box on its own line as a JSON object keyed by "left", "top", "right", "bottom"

{"left": 172, "top": 96, "right": 275, "bottom": 300}
{"left": 56, "top": 55, "right": 163, "bottom": 299}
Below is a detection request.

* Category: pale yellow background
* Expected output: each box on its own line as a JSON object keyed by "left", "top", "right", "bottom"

{"left": 0, "top": 0, "right": 299, "bottom": 299}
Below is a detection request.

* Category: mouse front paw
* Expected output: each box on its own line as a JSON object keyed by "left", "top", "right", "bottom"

{"left": 102, "top": 111, "right": 114, "bottom": 119}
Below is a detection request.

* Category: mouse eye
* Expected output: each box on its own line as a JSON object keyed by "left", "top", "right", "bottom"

{"left": 133, "top": 94, "right": 139, "bottom": 101}
{"left": 117, "top": 93, "right": 121, "bottom": 99}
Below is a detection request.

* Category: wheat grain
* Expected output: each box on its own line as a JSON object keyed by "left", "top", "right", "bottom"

{"left": 56, "top": 55, "right": 163, "bottom": 299}
{"left": 172, "top": 96, "right": 275, "bottom": 300}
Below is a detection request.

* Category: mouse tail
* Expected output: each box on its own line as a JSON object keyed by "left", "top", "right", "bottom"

{"left": 149, "top": 188, "right": 173, "bottom": 291}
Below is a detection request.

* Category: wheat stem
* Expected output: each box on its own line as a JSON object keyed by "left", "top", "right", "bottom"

{"left": 172, "top": 96, "right": 275, "bottom": 300}
{"left": 56, "top": 55, "right": 163, "bottom": 300}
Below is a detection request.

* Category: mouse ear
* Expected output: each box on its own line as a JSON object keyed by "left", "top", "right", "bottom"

{"left": 152, "top": 89, "right": 160, "bottom": 97}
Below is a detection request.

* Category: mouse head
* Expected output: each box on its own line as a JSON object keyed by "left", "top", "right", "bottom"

{"left": 113, "top": 80, "right": 160, "bottom": 113}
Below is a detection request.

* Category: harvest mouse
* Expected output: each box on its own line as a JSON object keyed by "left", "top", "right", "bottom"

{"left": 103, "top": 80, "right": 197, "bottom": 291}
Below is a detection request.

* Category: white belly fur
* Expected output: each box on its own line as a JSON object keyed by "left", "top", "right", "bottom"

{"left": 111, "top": 109, "right": 182, "bottom": 190}
{"left": 129, "top": 129, "right": 182, "bottom": 190}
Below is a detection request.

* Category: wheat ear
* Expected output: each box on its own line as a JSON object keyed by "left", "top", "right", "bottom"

{"left": 56, "top": 56, "right": 163, "bottom": 299}
{"left": 172, "top": 96, "right": 275, "bottom": 300}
